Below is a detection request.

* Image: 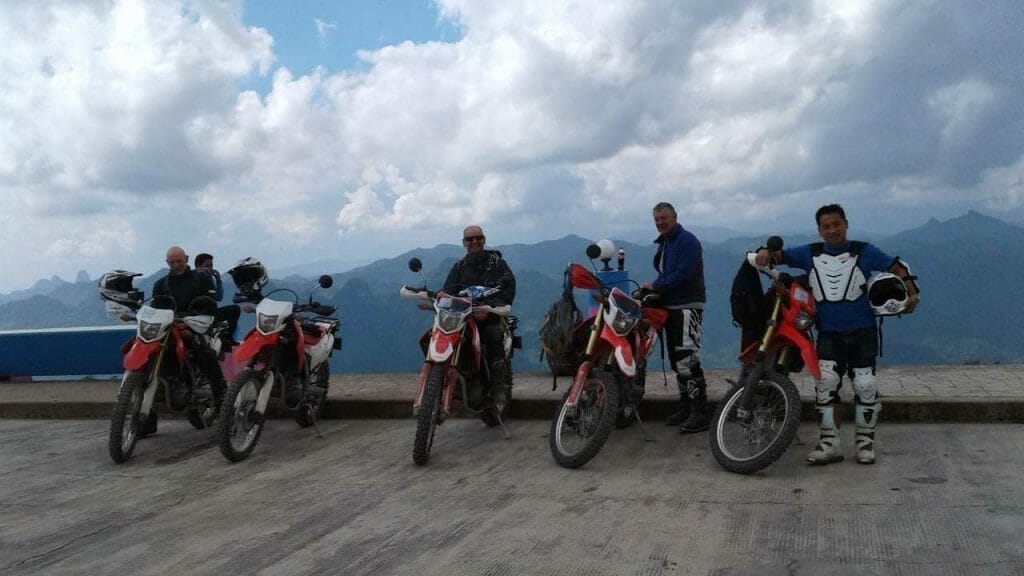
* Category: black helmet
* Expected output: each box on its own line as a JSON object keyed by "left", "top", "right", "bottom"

{"left": 228, "top": 257, "right": 268, "bottom": 299}
{"left": 97, "top": 270, "right": 144, "bottom": 310}
{"left": 188, "top": 295, "right": 218, "bottom": 316}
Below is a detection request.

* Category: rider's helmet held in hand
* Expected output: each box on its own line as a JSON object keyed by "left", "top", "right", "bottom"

{"left": 98, "top": 270, "right": 144, "bottom": 314}
{"left": 867, "top": 272, "right": 909, "bottom": 316}
{"left": 228, "top": 257, "right": 268, "bottom": 300}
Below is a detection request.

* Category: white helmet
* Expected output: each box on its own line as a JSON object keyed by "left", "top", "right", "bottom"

{"left": 98, "top": 270, "right": 144, "bottom": 310}
{"left": 867, "top": 272, "right": 909, "bottom": 316}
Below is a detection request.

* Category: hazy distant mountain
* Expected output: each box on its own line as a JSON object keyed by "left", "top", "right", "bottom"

{"left": 1, "top": 212, "right": 1020, "bottom": 373}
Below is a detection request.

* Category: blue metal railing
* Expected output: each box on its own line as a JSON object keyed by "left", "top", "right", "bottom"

{"left": 0, "top": 326, "right": 135, "bottom": 378}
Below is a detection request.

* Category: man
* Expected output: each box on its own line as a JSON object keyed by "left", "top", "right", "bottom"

{"left": 643, "top": 202, "right": 709, "bottom": 433}
{"left": 755, "top": 204, "right": 919, "bottom": 465}
{"left": 143, "top": 246, "right": 227, "bottom": 437}
{"left": 434, "top": 225, "right": 516, "bottom": 398}
{"left": 195, "top": 252, "right": 241, "bottom": 344}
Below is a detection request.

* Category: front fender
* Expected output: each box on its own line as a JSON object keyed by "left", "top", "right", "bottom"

{"left": 428, "top": 330, "right": 461, "bottom": 363}
{"left": 776, "top": 323, "right": 821, "bottom": 380}
{"left": 601, "top": 324, "right": 636, "bottom": 377}
{"left": 234, "top": 328, "right": 280, "bottom": 363}
{"left": 124, "top": 338, "right": 162, "bottom": 371}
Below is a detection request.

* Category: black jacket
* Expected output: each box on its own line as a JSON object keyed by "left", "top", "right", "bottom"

{"left": 153, "top": 267, "right": 217, "bottom": 313}
{"left": 443, "top": 250, "right": 516, "bottom": 306}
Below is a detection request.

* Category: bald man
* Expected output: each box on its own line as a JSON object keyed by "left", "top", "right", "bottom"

{"left": 143, "top": 245, "right": 225, "bottom": 438}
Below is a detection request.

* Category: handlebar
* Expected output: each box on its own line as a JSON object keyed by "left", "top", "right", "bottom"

{"left": 400, "top": 285, "right": 511, "bottom": 316}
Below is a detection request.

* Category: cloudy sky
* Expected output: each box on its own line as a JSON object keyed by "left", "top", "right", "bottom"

{"left": 2, "top": 0, "right": 1022, "bottom": 292}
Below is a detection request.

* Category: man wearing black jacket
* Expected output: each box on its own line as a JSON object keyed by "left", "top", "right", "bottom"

{"left": 141, "top": 245, "right": 226, "bottom": 437}
{"left": 433, "top": 226, "right": 516, "bottom": 398}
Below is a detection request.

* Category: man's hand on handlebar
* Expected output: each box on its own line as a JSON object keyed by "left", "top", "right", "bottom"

{"left": 754, "top": 248, "right": 782, "bottom": 267}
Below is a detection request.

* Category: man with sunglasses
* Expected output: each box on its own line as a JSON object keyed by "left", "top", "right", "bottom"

{"left": 437, "top": 226, "right": 517, "bottom": 403}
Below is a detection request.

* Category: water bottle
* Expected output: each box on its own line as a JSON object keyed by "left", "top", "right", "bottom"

{"left": 617, "top": 248, "right": 625, "bottom": 271}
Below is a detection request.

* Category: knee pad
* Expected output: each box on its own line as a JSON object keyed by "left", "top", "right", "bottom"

{"left": 816, "top": 360, "right": 840, "bottom": 405}
{"left": 852, "top": 367, "right": 878, "bottom": 404}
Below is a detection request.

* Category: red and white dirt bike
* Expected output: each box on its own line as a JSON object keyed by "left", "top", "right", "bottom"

{"left": 216, "top": 275, "right": 341, "bottom": 462}
{"left": 709, "top": 236, "right": 817, "bottom": 474}
{"left": 548, "top": 262, "right": 668, "bottom": 469}
{"left": 400, "top": 257, "right": 519, "bottom": 466}
{"left": 108, "top": 295, "right": 229, "bottom": 463}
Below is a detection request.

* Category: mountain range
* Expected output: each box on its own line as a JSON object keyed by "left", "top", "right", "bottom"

{"left": 1, "top": 211, "right": 1019, "bottom": 373}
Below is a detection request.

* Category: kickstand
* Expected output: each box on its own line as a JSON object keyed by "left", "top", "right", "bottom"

{"left": 635, "top": 408, "right": 653, "bottom": 442}
{"left": 308, "top": 405, "right": 324, "bottom": 439}
{"left": 494, "top": 410, "right": 512, "bottom": 440}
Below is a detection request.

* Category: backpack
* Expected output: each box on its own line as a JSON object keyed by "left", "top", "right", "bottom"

{"left": 729, "top": 260, "right": 768, "bottom": 332}
{"left": 539, "top": 266, "right": 582, "bottom": 375}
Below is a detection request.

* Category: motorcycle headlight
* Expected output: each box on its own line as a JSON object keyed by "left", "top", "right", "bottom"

{"left": 138, "top": 320, "right": 163, "bottom": 341}
{"left": 794, "top": 309, "right": 815, "bottom": 331}
{"left": 257, "top": 313, "right": 279, "bottom": 333}
{"left": 437, "top": 310, "right": 464, "bottom": 333}
{"left": 611, "top": 312, "right": 638, "bottom": 335}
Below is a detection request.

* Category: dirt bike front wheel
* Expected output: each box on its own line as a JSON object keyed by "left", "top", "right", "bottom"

{"left": 413, "top": 364, "right": 446, "bottom": 466}
{"left": 217, "top": 369, "right": 266, "bottom": 462}
{"left": 709, "top": 371, "right": 801, "bottom": 474}
{"left": 549, "top": 370, "right": 619, "bottom": 469}
{"left": 108, "top": 370, "right": 148, "bottom": 464}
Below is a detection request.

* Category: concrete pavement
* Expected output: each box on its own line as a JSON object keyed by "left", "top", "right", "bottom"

{"left": 1, "top": 419, "right": 1022, "bottom": 575}
{"left": 1, "top": 364, "right": 1022, "bottom": 422}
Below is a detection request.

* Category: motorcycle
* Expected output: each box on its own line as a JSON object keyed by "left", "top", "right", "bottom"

{"left": 108, "top": 295, "right": 229, "bottom": 464}
{"left": 216, "top": 275, "right": 341, "bottom": 462}
{"left": 400, "top": 257, "right": 519, "bottom": 466}
{"left": 548, "top": 260, "right": 668, "bottom": 469}
{"left": 709, "top": 236, "right": 813, "bottom": 474}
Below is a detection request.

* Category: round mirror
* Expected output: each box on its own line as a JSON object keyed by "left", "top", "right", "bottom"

{"left": 408, "top": 257, "right": 422, "bottom": 272}
{"left": 585, "top": 244, "right": 601, "bottom": 259}
{"left": 318, "top": 274, "right": 333, "bottom": 289}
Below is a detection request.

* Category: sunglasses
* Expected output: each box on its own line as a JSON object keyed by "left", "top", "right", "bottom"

{"left": 463, "top": 235, "right": 485, "bottom": 242}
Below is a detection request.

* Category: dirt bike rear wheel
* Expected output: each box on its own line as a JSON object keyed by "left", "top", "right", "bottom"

{"left": 217, "top": 369, "right": 265, "bottom": 463}
{"left": 413, "top": 364, "right": 446, "bottom": 466}
{"left": 109, "top": 371, "right": 147, "bottom": 464}
{"left": 549, "top": 369, "right": 620, "bottom": 469}
{"left": 294, "top": 363, "right": 329, "bottom": 428}
{"left": 710, "top": 370, "right": 801, "bottom": 474}
{"left": 480, "top": 360, "right": 512, "bottom": 427}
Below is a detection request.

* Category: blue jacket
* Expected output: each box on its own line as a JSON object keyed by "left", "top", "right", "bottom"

{"left": 652, "top": 224, "right": 706, "bottom": 307}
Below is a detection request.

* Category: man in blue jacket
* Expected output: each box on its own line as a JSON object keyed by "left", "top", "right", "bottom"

{"left": 755, "top": 204, "right": 920, "bottom": 464}
{"left": 644, "top": 202, "right": 709, "bottom": 433}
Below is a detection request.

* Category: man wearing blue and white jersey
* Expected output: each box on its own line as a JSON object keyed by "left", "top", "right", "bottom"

{"left": 756, "top": 204, "right": 919, "bottom": 465}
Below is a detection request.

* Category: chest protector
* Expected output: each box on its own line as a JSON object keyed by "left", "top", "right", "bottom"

{"left": 808, "top": 242, "right": 866, "bottom": 303}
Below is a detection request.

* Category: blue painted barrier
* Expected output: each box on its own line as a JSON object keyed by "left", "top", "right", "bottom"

{"left": 0, "top": 326, "right": 135, "bottom": 378}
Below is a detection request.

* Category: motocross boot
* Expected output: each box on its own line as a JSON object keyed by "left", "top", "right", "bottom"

{"left": 679, "top": 378, "right": 711, "bottom": 433}
{"left": 855, "top": 399, "right": 881, "bottom": 465}
{"left": 807, "top": 403, "right": 844, "bottom": 464}
{"left": 666, "top": 375, "right": 691, "bottom": 426}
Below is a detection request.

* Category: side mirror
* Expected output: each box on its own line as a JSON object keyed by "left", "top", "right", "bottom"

{"left": 318, "top": 274, "right": 333, "bottom": 289}
{"left": 408, "top": 258, "right": 422, "bottom": 273}
{"left": 585, "top": 244, "right": 601, "bottom": 259}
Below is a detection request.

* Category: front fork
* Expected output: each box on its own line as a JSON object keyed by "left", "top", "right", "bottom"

{"left": 737, "top": 296, "right": 784, "bottom": 416}
{"left": 138, "top": 339, "right": 170, "bottom": 418}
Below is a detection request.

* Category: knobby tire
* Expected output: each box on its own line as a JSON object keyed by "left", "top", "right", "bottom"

{"left": 413, "top": 364, "right": 445, "bottom": 466}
